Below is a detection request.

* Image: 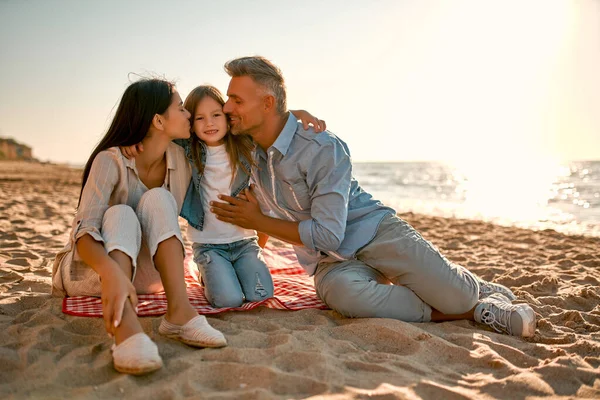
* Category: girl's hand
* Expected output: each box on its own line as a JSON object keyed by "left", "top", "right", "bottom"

{"left": 119, "top": 143, "right": 144, "bottom": 159}
{"left": 99, "top": 261, "right": 138, "bottom": 336}
{"left": 290, "top": 110, "right": 327, "bottom": 133}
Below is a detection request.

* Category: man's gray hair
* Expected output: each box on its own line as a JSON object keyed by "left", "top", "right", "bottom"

{"left": 224, "top": 56, "right": 287, "bottom": 114}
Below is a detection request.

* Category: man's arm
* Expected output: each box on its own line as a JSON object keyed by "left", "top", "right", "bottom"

{"left": 211, "top": 137, "right": 352, "bottom": 252}
{"left": 210, "top": 189, "right": 303, "bottom": 246}
{"left": 296, "top": 139, "right": 352, "bottom": 252}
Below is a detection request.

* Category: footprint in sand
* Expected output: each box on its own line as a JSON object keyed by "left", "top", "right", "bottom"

{"left": 548, "top": 253, "right": 566, "bottom": 261}
{"left": 0, "top": 270, "right": 25, "bottom": 284}
{"left": 558, "top": 259, "right": 576, "bottom": 268}
{"left": 0, "top": 233, "right": 19, "bottom": 242}
{"left": 5, "top": 258, "right": 30, "bottom": 267}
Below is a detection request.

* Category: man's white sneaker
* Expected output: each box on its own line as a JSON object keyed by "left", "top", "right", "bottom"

{"left": 477, "top": 278, "right": 517, "bottom": 301}
{"left": 474, "top": 293, "right": 536, "bottom": 337}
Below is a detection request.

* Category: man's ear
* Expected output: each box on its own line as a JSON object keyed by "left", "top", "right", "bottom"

{"left": 151, "top": 114, "right": 164, "bottom": 131}
{"left": 263, "top": 94, "right": 275, "bottom": 112}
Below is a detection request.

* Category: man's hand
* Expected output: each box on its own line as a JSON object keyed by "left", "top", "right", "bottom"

{"left": 119, "top": 143, "right": 144, "bottom": 159}
{"left": 211, "top": 185, "right": 264, "bottom": 230}
{"left": 290, "top": 109, "right": 327, "bottom": 132}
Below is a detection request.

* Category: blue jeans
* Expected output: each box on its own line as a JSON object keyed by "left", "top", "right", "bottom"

{"left": 192, "top": 238, "right": 274, "bottom": 308}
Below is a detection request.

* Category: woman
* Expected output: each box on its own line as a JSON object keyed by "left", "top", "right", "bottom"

{"left": 52, "top": 78, "right": 226, "bottom": 375}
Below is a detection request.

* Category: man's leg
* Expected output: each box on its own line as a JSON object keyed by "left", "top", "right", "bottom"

{"left": 314, "top": 259, "right": 433, "bottom": 322}
{"left": 358, "top": 213, "right": 480, "bottom": 316}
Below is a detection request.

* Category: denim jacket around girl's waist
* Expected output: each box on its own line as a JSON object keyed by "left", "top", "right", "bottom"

{"left": 174, "top": 139, "right": 252, "bottom": 231}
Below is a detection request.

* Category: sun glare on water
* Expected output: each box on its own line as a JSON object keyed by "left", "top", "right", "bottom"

{"left": 454, "top": 158, "right": 571, "bottom": 228}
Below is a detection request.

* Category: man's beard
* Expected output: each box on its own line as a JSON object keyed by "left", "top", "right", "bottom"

{"left": 230, "top": 122, "right": 257, "bottom": 136}
{"left": 230, "top": 126, "right": 245, "bottom": 135}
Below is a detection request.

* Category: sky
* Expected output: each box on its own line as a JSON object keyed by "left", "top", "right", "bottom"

{"left": 1, "top": 0, "right": 599, "bottom": 165}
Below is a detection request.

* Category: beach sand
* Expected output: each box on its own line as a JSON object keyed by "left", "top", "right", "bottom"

{"left": 1, "top": 160, "right": 599, "bottom": 399}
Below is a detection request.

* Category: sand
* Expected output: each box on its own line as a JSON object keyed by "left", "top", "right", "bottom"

{"left": 1, "top": 160, "right": 599, "bottom": 399}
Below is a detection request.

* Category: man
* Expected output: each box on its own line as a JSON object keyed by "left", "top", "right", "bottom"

{"left": 211, "top": 56, "right": 536, "bottom": 337}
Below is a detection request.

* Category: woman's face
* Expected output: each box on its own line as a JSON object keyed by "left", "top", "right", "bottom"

{"left": 161, "top": 91, "right": 191, "bottom": 140}
{"left": 192, "top": 96, "right": 228, "bottom": 147}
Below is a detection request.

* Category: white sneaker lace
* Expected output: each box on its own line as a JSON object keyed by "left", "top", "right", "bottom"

{"left": 479, "top": 280, "right": 515, "bottom": 300}
{"left": 480, "top": 300, "right": 518, "bottom": 336}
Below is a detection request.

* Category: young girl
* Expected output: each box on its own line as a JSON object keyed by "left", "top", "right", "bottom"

{"left": 124, "top": 85, "right": 324, "bottom": 308}
{"left": 180, "top": 85, "right": 272, "bottom": 307}
{"left": 53, "top": 79, "right": 227, "bottom": 376}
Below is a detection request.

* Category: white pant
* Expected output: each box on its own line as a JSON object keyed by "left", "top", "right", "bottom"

{"left": 62, "top": 188, "right": 185, "bottom": 296}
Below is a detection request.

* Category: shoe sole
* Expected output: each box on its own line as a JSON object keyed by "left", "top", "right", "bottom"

{"left": 114, "top": 360, "right": 163, "bottom": 375}
{"left": 162, "top": 333, "right": 227, "bottom": 348}
{"left": 516, "top": 305, "right": 536, "bottom": 338}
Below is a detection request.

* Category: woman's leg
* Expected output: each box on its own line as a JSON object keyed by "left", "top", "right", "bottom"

{"left": 108, "top": 250, "right": 144, "bottom": 343}
{"left": 153, "top": 237, "right": 198, "bottom": 325}
{"left": 101, "top": 205, "right": 144, "bottom": 344}
{"left": 136, "top": 188, "right": 197, "bottom": 325}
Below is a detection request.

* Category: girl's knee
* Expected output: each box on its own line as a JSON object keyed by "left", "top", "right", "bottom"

{"left": 209, "top": 291, "right": 244, "bottom": 308}
{"left": 244, "top": 272, "right": 273, "bottom": 302}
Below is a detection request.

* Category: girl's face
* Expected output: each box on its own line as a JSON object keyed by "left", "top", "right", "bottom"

{"left": 161, "top": 91, "right": 191, "bottom": 140}
{"left": 193, "top": 96, "right": 228, "bottom": 146}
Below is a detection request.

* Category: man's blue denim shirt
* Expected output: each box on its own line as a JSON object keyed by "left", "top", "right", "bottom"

{"left": 175, "top": 139, "right": 251, "bottom": 231}
{"left": 252, "top": 112, "right": 395, "bottom": 275}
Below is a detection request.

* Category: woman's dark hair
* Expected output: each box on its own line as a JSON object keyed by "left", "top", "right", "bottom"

{"left": 78, "top": 78, "right": 175, "bottom": 206}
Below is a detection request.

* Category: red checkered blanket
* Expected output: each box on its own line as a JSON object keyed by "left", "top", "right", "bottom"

{"left": 62, "top": 245, "right": 329, "bottom": 317}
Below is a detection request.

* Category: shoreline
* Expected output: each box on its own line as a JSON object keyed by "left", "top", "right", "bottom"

{"left": 2, "top": 159, "right": 598, "bottom": 239}
{"left": 1, "top": 161, "right": 600, "bottom": 399}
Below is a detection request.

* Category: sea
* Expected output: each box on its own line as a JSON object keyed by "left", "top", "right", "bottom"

{"left": 67, "top": 159, "right": 600, "bottom": 237}
{"left": 352, "top": 160, "right": 600, "bottom": 238}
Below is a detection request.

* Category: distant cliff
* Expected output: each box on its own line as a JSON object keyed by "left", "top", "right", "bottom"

{"left": 0, "top": 137, "right": 34, "bottom": 161}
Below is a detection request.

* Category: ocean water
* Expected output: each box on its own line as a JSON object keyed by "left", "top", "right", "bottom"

{"left": 353, "top": 160, "right": 600, "bottom": 237}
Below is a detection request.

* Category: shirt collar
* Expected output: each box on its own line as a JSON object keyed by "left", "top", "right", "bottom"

{"left": 270, "top": 112, "right": 297, "bottom": 158}
{"left": 165, "top": 143, "right": 177, "bottom": 170}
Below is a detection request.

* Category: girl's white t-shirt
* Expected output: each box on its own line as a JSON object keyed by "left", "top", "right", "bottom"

{"left": 186, "top": 144, "right": 256, "bottom": 244}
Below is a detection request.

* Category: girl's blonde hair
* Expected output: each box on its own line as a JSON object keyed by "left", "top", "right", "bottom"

{"left": 183, "top": 85, "right": 255, "bottom": 181}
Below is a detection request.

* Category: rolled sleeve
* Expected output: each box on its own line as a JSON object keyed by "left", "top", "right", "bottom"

{"left": 74, "top": 150, "right": 121, "bottom": 246}
{"left": 300, "top": 139, "right": 352, "bottom": 252}
{"left": 298, "top": 219, "right": 316, "bottom": 250}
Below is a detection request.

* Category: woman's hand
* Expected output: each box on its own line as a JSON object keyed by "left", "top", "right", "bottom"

{"left": 119, "top": 143, "right": 144, "bottom": 159}
{"left": 290, "top": 110, "right": 326, "bottom": 133}
{"left": 99, "top": 260, "right": 138, "bottom": 336}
